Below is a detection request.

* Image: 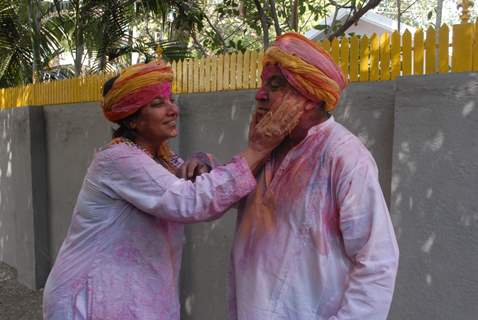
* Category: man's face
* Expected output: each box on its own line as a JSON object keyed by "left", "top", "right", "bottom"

{"left": 255, "top": 64, "right": 296, "bottom": 122}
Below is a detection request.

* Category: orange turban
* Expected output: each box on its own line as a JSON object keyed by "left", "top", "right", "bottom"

{"left": 102, "top": 60, "right": 173, "bottom": 122}
{"left": 263, "top": 32, "right": 347, "bottom": 111}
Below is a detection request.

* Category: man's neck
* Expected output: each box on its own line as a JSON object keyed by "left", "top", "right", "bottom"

{"left": 280, "top": 112, "right": 329, "bottom": 152}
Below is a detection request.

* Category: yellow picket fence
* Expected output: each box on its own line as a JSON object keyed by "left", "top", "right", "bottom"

{"left": 1, "top": 20, "right": 477, "bottom": 109}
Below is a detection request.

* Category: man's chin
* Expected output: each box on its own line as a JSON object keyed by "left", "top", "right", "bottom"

{"left": 254, "top": 110, "right": 268, "bottom": 122}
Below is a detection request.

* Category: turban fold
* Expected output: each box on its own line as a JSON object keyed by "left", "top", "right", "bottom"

{"left": 102, "top": 60, "right": 173, "bottom": 122}
{"left": 263, "top": 32, "right": 347, "bottom": 111}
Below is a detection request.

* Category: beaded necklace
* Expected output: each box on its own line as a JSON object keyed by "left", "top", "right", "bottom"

{"left": 110, "top": 137, "right": 177, "bottom": 173}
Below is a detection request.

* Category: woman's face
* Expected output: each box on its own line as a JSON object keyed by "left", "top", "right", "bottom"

{"left": 134, "top": 83, "right": 179, "bottom": 144}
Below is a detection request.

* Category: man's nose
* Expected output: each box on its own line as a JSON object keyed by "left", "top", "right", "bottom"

{"left": 255, "top": 87, "right": 268, "bottom": 101}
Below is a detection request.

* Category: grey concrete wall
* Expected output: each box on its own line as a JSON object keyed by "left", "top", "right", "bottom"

{"left": 389, "top": 73, "right": 478, "bottom": 320}
{"left": 43, "top": 103, "right": 112, "bottom": 258}
{"left": 0, "top": 106, "right": 49, "bottom": 289}
{"left": 177, "top": 91, "right": 255, "bottom": 319}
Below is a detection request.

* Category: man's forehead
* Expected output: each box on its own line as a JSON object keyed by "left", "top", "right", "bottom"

{"left": 261, "top": 64, "right": 284, "bottom": 81}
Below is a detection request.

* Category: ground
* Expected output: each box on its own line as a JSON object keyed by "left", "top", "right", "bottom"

{"left": 0, "top": 262, "right": 43, "bottom": 320}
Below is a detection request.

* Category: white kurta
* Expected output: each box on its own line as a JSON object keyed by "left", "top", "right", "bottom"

{"left": 229, "top": 116, "right": 399, "bottom": 320}
{"left": 43, "top": 143, "right": 256, "bottom": 319}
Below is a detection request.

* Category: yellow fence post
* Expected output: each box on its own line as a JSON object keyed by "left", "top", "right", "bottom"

{"left": 176, "top": 60, "right": 183, "bottom": 93}
{"left": 370, "top": 34, "right": 379, "bottom": 81}
{"left": 204, "top": 57, "right": 211, "bottom": 92}
{"left": 425, "top": 27, "right": 437, "bottom": 74}
{"left": 187, "top": 59, "right": 193, "bottom": 93}
{"left": 249, "top": 50, "right": 258, "bottom": 88}
{"left": 210, "top": 56, "right": 217, "bottom": 92}
{"left": 472, "top": 19, "right": 478, "bottom": 71}
{"left": 257, "top": 51, "right": 264, "bottom": 87}
{"left": 360, "top": 35, "right": 370, "bottom": 81}
{"left": 243, "top": 50, "right": 251, "bottom": 89}
{"left": 230, "top": 52, "right": 237, "bottom": 90}
{"left": 236, "top": 51, "right": 243, "bottom": 90}
{"left": 350, "top": 35, "right": 360, "bottom": 82}
{"left": 452, "top": 23, "right": 474, "bottom": 72}
{"left": 402, "top": 30, "right": 412, "bottom": 76}
{"left": 321, "top": 39, "right": 331, "bottom": 53}
{"left": 438, "top": 24, "right": 449, "bottom": 73}
{"left": 331, "top": 38, "right": 340, "bottom": 65}
{"left": 340, "top": 37, "right": 349, "bottom": 82}
{"left": 379, "top": 33, "right": 390, "bottom": 80}
{"left": 217, "top": 54, "right": 224, "bottom": 91}
{"left": 223, "top": 53, "right": 231, "bottom": 91}
{"left": 414, "top": 29, "right": 424, "bottom": 75}
{"left": 391, "top": 31, "right": 401, "bottom": 79}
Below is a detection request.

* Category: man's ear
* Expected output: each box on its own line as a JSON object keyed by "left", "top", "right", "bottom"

{"left": 304, "top": 100, "right": 318, "bottom": 111}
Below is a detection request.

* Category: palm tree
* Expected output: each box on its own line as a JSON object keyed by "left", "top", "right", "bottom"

{"left": 0, "top": 0, "right": 62, "bottom": 87}
{"left": 0, "top": 0, "right": 196, "bottom": 87}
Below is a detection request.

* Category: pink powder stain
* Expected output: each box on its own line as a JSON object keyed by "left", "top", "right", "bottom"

{"left": 156, "top": 81, "right": 172, "bottom": 99}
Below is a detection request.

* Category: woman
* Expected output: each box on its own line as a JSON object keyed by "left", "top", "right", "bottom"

{"left": 43, "top": 60, "right": 304, "bottom": 319}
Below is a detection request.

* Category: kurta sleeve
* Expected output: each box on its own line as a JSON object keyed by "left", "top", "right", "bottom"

{"left": 103, "top": 147, "right": 256, "bottom": 223}
{"left": 331, "top": 154, "right": 399, "bottom": 320}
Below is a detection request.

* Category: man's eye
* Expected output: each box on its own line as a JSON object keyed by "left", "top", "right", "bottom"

{"left": 270, "top": 82, "right": 281, "bottom": 89}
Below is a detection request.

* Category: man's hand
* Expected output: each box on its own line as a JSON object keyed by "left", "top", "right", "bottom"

{"left": 176, "top": 159, "right": 211, "bottom": 181}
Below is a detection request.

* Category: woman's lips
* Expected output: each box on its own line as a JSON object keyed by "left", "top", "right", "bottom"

{"left": 163, "top": 120, "right": 177, "bottom": 127}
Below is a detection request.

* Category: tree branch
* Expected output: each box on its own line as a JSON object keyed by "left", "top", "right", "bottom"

{"left": 190, "top": 30, "right": 208, "bottom": 56}
{"left": 204, "top": 13, "right": 226, "bottom": 48}
{"left": 327, "top": 0, "right": 383, "bottom": 40}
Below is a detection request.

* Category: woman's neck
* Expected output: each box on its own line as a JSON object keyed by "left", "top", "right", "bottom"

{"left": 134, "top": 135, "right": 161, "bottom": 159}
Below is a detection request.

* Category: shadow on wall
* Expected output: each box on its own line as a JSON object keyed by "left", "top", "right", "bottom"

{"left": 0, "top": 109, "right": 14, "bottom": 265}
{"left": 178, "top": 91, "right": 255, "bottom": 320}
{"left": 389, "top": 73, "right": 478, "bottom": 320}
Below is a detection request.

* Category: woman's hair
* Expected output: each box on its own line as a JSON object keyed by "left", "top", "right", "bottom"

{"left": 103, "top": 75, "right": 141, "bottom": 141}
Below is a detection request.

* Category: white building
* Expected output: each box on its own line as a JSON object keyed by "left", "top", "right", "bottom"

{"left": 305, "top": 9, "right": 416, "bottom": 40}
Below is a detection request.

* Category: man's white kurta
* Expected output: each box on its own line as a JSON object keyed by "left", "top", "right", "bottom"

{"left": 229, "top": 116, "right": 399, "bottom": 320}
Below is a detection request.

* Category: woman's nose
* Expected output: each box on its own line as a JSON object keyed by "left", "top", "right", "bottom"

{"left": 165, "top": 101, "right": 179, "bottom": 116}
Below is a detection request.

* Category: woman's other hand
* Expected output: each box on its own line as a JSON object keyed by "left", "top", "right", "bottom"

{"left": 176, "top": 159, "right": 211, "bottom": 181}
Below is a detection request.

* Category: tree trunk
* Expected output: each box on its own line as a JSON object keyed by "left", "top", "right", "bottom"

{"left": 74, "top": 1, "right": 83, "bottom": 76}
{"left": 268, "top": 0, "right": 282, "bottom": 35}
{"left": 291, "top": 0, "right": 299, "bottom": 32}
{"left": 435, "top": 0, "right": 444, "bottom": 70}
{"left": 254, "top": 0, "right": 270, "bottom": 48}
{"left": 397, "top": 0, "right": 401, "bottom": 34}
{"left": 27, "top": 0, "right": 42, "bottom": 83}
{"left": 435, "top": 0, "right": 444, "bottom": 28}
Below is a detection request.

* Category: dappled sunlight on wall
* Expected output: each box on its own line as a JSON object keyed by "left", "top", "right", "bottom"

{"left": 389, "top": 73, "right": 478, "bottom": 320}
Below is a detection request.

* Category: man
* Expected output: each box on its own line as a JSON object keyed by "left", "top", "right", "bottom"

{"left": 227, "top": 33, "right": 399, "bottom": 320}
